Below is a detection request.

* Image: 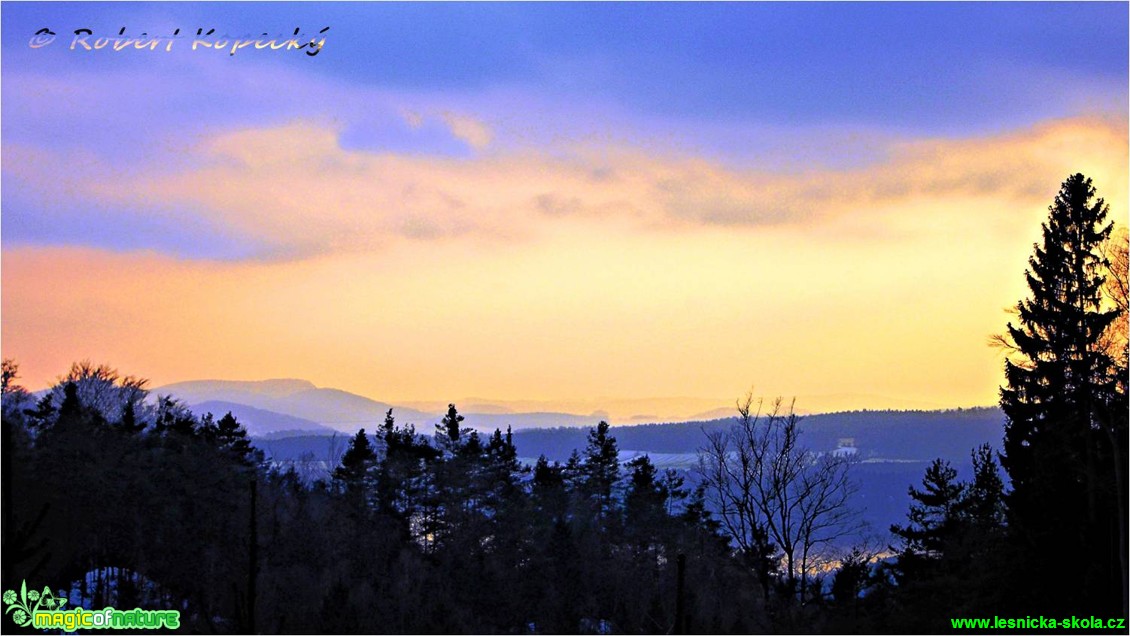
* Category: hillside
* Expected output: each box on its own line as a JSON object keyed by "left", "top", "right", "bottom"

{"left": 257, "top": 407, "right": 1007, "bottom": 539}
{"left": 190, "top": 400, "right": 336, "bottom": 437}
{"left": 509, "top": 407, "right": 1004, "bottom": 462}
{"left": 154, "top": 379, "right": 436, "bottom": 432}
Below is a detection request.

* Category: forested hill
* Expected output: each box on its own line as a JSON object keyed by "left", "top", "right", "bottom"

{"left": 509, "top": 407, "right": 1004, "bottom": 463}
{"left": 254, "top": 406, "right": 1007, "bottom": 547}
{"left": 257, "top": 406, "right": 1005, "bottom": 467}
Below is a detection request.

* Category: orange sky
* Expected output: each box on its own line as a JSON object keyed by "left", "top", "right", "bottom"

{"left": 4, "top": 116, "right": 1126, "bottom": 412}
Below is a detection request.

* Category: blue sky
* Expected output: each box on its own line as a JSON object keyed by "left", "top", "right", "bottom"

{"left": 4, "top": 2, "right": 1127, "bottom": 259}
{"left": 5, "top": 3, "right": 1126, "bottom": 133}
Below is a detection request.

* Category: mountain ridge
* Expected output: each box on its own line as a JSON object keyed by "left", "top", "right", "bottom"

{"left": 153, "top": 378, "right": 998, "bottom": 436}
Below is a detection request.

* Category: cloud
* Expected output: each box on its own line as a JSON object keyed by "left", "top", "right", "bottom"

{"left": 441, "top": 112, "right": 493, "bottom": 150}
{"left": 4, "top": 115, "right": 1126, "bottom": 261}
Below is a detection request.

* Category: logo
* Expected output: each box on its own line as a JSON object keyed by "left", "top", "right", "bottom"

{"left": 27, "top": 26, "right": 330, "bottom": 56}
{"left": 3, "top": 580, "right": 180, "bottom": 631}
{"left": 28, "top": 28, "right": 56, "bottom": 48}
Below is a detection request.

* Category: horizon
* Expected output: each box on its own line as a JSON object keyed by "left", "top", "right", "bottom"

{"left": 23, "top": 370, "right": 1002, "bottom": 428}
{"left": 2, "top": 2, "right": 1127, "bottom": 413}
{"left": 151, "top": 375, "right": 996, "bottom": 418}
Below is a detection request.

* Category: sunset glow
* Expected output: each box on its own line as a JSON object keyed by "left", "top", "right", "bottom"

{"left": 2, "top": 3, "right": 1127, "bottom": 417}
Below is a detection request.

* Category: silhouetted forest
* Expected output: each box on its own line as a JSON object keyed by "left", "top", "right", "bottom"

{"left": 1, "top": 173, "right": 1127, "bottom": 633}
{"left": 3, "top": 378, "right": 770, "bottom": 633}
{"left": 506, "top": 408, "right": 1005, "bottom": 461}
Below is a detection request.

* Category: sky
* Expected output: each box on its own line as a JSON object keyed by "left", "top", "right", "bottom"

{"left": 2, "top": 2, "right": 1127, "bottom": 414}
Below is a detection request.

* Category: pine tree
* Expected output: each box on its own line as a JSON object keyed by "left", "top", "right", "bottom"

{"left": 532, "top": 455, "right": 567, "bottom": 519}
{"left": 623, "top": 455, "right": 667, "bottom": 543}
{"left": 888, "top": 449, "right": 1010, "bottom": 627}
{"left": 24, "top": 393, "right": 56, "bottom": 430}
{"left": 960, "top": 444, "right": 1005, "bottom": 531}
{"left": 438, "top": 403, "right": 465, "bottom": 450}
{"left": 428, "top": 404, "right": 483, "bottom": 550}
{"left": 998, "top": 173, "right": 1126, "bottom": 615}
{"left": 680, "top": 484, "right": 718, "bottom": 534}
{"left": 56, "top": 382, "right": 84, "bottom": 429}
{"left": 891, "top": 459, "right": 964, "bottom": 561}
{"left": 562, "top": 449, "right": 584, "bottom": 490}
{"left": 660, "top": 468, "right": 689, "bottom": 517}
{"left": 375, "top": 409, "right": 401, "bottom": 515}
{"left": 215, "top": 412, "right": 256, "bottom": 464}
{"left": 581, "top": 421, "right": 620, "bottom": 527}
{"left": 483, "top": 427, "right": 522, "bottom": 508}
{"left": 197, "top": 412, "right": 218, "bottom": 443}
{"left": 119, "top": 399, "right": 145, "bottom": 434}
{"left": 334, "top": 429, "right": 377, "bottom": 500}
{"left": 887, "top": 459, "right": 968, "bottom": 629}
{"left": 153, "top": 395, "right": 196, "bottom": 437}
{"left": 375, "top": 411, "right": 438, "bottom": 531}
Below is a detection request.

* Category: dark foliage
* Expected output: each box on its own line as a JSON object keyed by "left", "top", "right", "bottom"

{"left": 999, "top": 174, "right": 1128, "bottom": 618}
{"left": 1, "top": 368, "right": 766, "bottom": 634}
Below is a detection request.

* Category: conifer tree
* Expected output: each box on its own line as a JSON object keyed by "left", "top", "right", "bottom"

{"left": 56, "top": 382, "right": 84, "bottom": 429}
{"left": 483, "top": 427, "right": 522, "bottom": 507}
{"left": 197, "top": 412, "right": 218, "bottom": 443}
{"left": 623, "top": 455, "right": 666, "bottom": 543}
{"left": 215, "top": 412, "right": 256, "bottom": 464}
{"left": 438, "top": 403, "right": 465, "bottom": 449}
{"left": 562, "top": 449, "right": 584, "bottom": 491}
{"left": 581, "top": 421, "right": 620, "bottom": 526}
{"left": 960, "top": 444, "right": 1005, "bottom": 531}
{"left": 375, "top": 409, "right": 401, "bottom": 515}
{"left": 890, "top": 459, "right": 964, "bottom": 562}
{"left": 119, "top": 399, "right": 145, "bottom": 434}
{"left": 532, "top": 455, "right": 568, "bottom": 522}
{"left": 375, "top": 410, "right": 438, "bottom": 531}
{"left": 334, "top": 429, "right": 377, "bottom": 499}
{"left": 998, "top": 173, "right": 1126, "bottom": 614}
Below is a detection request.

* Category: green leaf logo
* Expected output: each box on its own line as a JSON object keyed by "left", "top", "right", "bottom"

{"left": 3, "top": 580, "right": 63, "bottom": 627}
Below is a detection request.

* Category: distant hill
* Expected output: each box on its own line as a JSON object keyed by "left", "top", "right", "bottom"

{"left": 458, "top": 411, "right": 600, "bottom": 431}
{"left": 153, "top": 380, "right": 1003, "bottom": 456}
{"left": 154, "top": 378, "right": 614, "bottom": 434}
{"left": 190, "top": 401, "right": 336, "bottom": 437}
{"left": 261, "top": 407, "right": 1004, "bottom": 469}
{"left": 509, "top": 407, "right": 1005, "bottom": 463}
{"left": 780, "top": 407, "right": 1005, "bottom": 460}
{"left": 255, "top": 407, "right": 1006, "bottom": 544}
{"left": 159, "top": 378, "right": 319, "bottom": 401}
{"left": 501, "top": 407, "right": 1005, "bottom": 543}
{"left": 154, "top": 379, "right": 437, "bottom": 433}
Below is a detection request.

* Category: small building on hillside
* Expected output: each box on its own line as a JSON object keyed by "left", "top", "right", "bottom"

{"left": 832, "top": 437, "right": 859, "bottom": 457}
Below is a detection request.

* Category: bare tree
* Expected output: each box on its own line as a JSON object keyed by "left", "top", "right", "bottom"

{"left": 1100, "top": 225, "right": 1128, "bottom": 378}
{"left": 1, "top": 359, "right": 32, "bottom": 419}
{"left": 698, "top": 394, "right": 860, "bottom": 604}
{"left": 48, "top": 361, "right": 151, "bottom": 424}
{"left": 1099, "top": 224, "right": 1129, "bottom": 615}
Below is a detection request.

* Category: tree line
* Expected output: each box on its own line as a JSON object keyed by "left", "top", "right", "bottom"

{"left": 2, "top": 367, "right": 769, "bottom": 633}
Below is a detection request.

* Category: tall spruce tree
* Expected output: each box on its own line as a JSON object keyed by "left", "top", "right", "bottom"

{"left": 999, "top": 173, "right": 1126, "bottom": 615}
